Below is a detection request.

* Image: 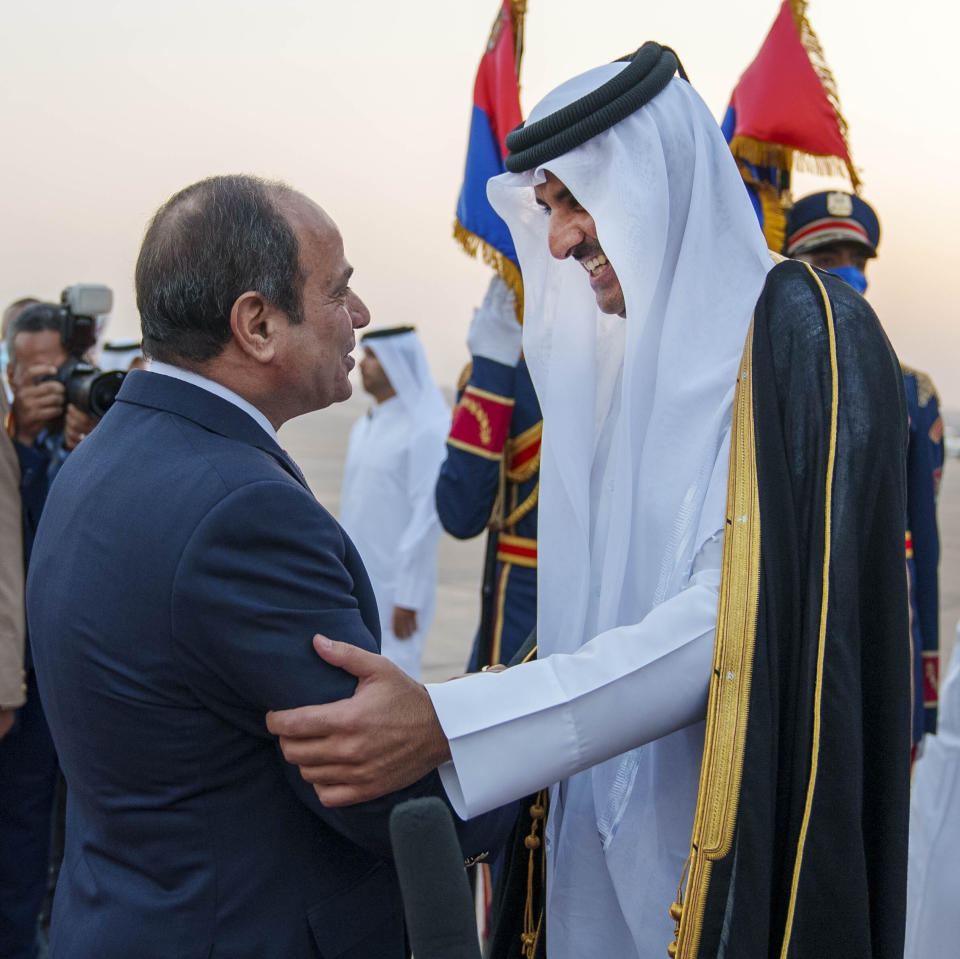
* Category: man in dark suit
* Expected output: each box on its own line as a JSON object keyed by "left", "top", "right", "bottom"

{"left": 26, "top": 175, "right": 502, "bottom": 959}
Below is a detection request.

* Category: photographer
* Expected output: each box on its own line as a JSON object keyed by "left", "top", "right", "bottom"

{"left": 1, "top": 297, "right": 103, "bottom": 959}
{"left": 8, "top": 302, "right": 98, "bottom": 501}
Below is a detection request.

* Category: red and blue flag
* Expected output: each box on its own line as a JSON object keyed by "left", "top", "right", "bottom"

{"left": 454, "top": 1, "right": 525, "bottom": 313}
{"left": 722, "top": 0, "right": 859, "bottom": 249}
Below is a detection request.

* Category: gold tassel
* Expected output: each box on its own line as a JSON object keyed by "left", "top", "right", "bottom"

{"left": 488, "top": 449, "right": 507, "bottom": 530}
{"left": 787, "top": 0, "right": 862, "bottom": 190}
{"left": 502, "top": 481, "right": 539, "bottom": 529}
{"left": 453, "top": 220, "right": 525, "bottom": 325}
{"left": 520, "top": 789, "right": 548, "bottom": 958}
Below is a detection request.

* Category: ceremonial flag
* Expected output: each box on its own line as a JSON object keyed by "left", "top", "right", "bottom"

{"left": 453, "top": 1, "right": 525, "bottom": 318}
{"left": 722, "top": 0, "right": 859, "bottom": 249}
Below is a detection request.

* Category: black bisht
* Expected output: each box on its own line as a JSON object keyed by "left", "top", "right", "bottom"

{"left": 674, "top": 260, "right": 911, "bottom": 958}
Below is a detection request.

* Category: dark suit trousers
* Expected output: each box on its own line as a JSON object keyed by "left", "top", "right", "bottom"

{"left": 0, "top": 670, "right": 58, "bottom": 959}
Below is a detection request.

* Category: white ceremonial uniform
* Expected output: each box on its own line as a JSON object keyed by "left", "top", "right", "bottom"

{"left": 339, "top": 333, "right": 449, "bottom": 680}
{"left": 426, "top": 68, "right": 773, "bottom": 958}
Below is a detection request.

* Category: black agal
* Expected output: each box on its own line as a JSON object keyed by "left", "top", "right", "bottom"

{"left": 503, "top": 42, "right": 687, "bottom": 173}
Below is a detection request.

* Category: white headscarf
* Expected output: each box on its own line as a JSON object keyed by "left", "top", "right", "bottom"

{"left": 364, "top": 330, "right": 450, "bottom": 432}
{"left": 488, "top": 69, "right": 771, "bottom": 663}
{"left": 488, "top": 76, "right": 774, "bottom": 910}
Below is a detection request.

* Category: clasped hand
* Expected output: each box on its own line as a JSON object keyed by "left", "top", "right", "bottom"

{"left": 266, "top": 635, "right": 452, "bottom": 806}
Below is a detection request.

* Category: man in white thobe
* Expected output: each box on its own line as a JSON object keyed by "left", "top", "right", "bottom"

{"left": 339, "top": 326, "right": 449, "bottom": 680}
{"left": 271, "top": 48, "right": 759, "bottom": 956}
{"left": 267, "top": 44, "right": 908, "bottom": 958}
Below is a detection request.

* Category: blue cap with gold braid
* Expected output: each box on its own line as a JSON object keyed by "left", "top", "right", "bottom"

{"left": 784, "top": 191, "right": 881, "bottom": 258}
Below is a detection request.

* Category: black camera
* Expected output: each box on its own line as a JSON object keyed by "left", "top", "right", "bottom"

{"left": 47, "top": 356, "right": 125, "bottom": 419}
{"left": 45, "top": 285, "right": 125, "bottom": 418}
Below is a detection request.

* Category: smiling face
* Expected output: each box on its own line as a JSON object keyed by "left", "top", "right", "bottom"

{"left": 274, "top": 197, "right": 370, "bottom": 413}
{"left": 534, "top": 171, "right": 625, "bottom": 317}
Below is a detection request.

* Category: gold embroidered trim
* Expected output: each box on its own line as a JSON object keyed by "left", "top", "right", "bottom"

{"left": 460, "top": 395, "right": 493, "bottom": 446}
{"left": 490, "top": 562, "right": 510, "bottom": 665}
{"left": 673, "top": 318, "right": 761, "bottom": 958}
{"left": 446, "top": 437, "right": 502, "bottom": 461}
{"left": 506, "top": 420, "right": 543, "bottom": 483}
{"left": 465, "top": 385, "right": 516, "bottom": 406}
{"left": 509, "top": 419, "right": 542, "bottom": 450}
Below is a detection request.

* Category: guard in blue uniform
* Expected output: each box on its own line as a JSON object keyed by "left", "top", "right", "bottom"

{"left": 786, "top": 191, "right": 945, "bottom": 751}
{"left": 435, "top": 276, "right": 540, "bottom": 669}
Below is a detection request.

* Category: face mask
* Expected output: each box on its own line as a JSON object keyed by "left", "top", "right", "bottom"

{"left": 827, "top": 265, "right": 867, "bottom": 295}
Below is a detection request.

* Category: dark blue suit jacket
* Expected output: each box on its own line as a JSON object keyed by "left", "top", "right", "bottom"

{"left": 27, "top": 371, "right": 505, "bottom": 959}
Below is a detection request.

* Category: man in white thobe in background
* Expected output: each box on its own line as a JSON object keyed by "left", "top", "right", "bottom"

{"left": 339, "top": 326, "right": 449, "bottom": 680}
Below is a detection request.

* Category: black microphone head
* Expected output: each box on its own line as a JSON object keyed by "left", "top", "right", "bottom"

{"left": 389, "top": 797, "right": 482, "bottom": 959}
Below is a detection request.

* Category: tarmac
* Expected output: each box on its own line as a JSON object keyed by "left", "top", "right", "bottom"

{"left": 280, "top": 393, "right": 960, "bottom": 685}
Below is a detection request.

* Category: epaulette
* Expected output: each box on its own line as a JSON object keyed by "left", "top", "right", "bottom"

{"left": 901, "top": 365, "right": 940, "bottom": 409}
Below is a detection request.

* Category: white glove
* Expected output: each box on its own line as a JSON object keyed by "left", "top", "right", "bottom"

{"left": 466, "top": 275, "right": 522, "bottom": 366}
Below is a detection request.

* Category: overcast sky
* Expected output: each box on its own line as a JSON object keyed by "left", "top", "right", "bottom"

{"left": 2, "top": 0, "right": 956, "bottom": 406}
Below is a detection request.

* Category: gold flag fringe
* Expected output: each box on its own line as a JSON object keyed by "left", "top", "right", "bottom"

{"left": 787, "top": 0, "right": 861, "bottom": 190}
{"left": 730, "top": 135, "right": 854, "bottom": 183}
{"left": 510, "top": 0, "right": 527, "bottom": 81}
{"left": 737, "top": 161, "right": 787, "bottom": 252}
{"left": 454, "top": 219, "right": 525, "bottom": 325}
{"left": 757, "top": 184, "right": 786, "bottom": 253}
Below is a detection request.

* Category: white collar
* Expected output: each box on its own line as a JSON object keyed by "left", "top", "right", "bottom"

{"left": 148, "top": 362, "right": 278, "bottom": 441}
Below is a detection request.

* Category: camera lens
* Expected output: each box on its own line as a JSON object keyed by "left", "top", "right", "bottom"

{"left": 86, "top": 371, "right": 125, "bottom": 418}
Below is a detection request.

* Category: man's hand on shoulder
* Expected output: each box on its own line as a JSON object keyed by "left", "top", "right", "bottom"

{"left": 266, "top": 635, "right": 452, "bottom": 806}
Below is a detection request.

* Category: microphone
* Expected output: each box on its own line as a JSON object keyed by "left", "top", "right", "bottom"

{"left": 389, "top": 797, "right": 482, "bottom": 959}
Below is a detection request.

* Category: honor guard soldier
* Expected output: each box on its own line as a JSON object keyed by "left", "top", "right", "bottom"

{"left": 786, "top": 190, "right": 946, "bottom": 752}
{"left": 435, "top": 275, "right": 540, "bottom": 670}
